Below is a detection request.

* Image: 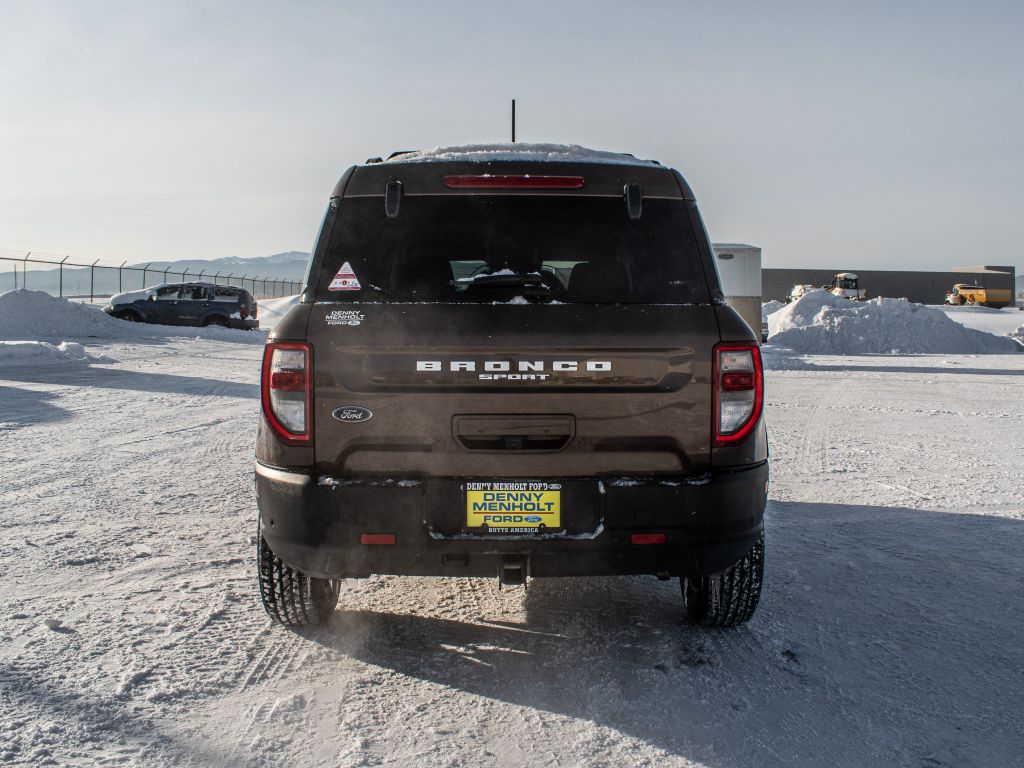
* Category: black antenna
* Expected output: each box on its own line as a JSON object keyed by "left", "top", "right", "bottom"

{"left": 511, "top": 99, "right": 516, "bottom": 143}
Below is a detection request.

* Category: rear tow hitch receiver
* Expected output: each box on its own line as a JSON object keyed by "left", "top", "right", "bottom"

{"left": 498, "top": 555, "right": 528, "bottom": 588}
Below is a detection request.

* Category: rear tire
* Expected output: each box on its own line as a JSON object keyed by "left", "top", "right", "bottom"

{"left": 257, "top": 524, "right": 339, "bottom": 626}
{"left": 681, "top": 532, "right": 764, "bottom": 627}
{"left": 114, "top": 309, "right": 142, "bottom": 322}
{"left": 203, "top": 315, "right": 229, "bottom": 327}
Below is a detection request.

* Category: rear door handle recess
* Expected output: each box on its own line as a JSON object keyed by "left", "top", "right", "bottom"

{"left": 452, "top": 415, "right": 575, "bottom": 452}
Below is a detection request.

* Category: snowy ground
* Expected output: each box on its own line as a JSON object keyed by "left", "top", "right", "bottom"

{"left": 934, "top": 304, "right": 1024, "bottom": 336}
{"left": 1, "top": 334, "right": 1023, "bottom": 766}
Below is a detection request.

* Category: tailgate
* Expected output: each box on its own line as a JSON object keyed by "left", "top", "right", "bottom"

{"left": 307, "top": 302, "right": 716, "bottom": 477}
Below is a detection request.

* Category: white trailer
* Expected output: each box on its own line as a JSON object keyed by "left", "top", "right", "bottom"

{"left": 712, "top": 243, "right": 762, "bottom": 339}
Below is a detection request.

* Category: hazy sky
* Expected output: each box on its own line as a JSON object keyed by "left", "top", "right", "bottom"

{"left": 2, "top": 0, "right": 1022, "bottom": 272}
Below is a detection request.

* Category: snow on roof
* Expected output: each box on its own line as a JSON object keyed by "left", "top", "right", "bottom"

{"left": 382, "top": 143, "right": 659, "bottom": 167}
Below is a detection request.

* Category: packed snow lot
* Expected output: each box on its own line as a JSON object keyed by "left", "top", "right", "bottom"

{"left": 934, "top": 304, "right": 1024, "bottom": 337}
{"left": 2, "top": 300, "right": 1023, "bottom": 766}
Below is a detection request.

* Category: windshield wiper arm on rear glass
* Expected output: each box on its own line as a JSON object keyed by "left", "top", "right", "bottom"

{"left": 452, "top": 270, "right": 551, "bottom": 296}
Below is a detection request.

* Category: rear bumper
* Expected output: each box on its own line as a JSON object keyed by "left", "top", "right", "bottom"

{"left": 256, "top": 462, "right": 768, "bottom": 580}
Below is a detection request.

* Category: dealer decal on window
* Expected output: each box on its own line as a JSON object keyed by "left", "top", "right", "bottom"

{"left": 328, "top": 262, "right": 361, "bottom": 291}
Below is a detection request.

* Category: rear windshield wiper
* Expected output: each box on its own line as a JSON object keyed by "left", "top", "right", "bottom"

{"left": 452, "top": 271, "right": 551, "bottom": 296}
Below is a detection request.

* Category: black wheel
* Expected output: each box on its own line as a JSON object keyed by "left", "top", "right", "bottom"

{"left": 681, "top": 532, "right": 764, "bottom": 627}
{"left": 115, "top": 309, "right": 142, "bottom": 322}
{"left": 257, "top": 524, "right": 339, "bottom": 626}
{"left": 203, "top": 315, "right": 229, "bottom": 327}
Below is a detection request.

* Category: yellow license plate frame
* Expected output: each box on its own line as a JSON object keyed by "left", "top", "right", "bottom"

{"left": 465, "top": 482, "right": 562, "bottom": 532}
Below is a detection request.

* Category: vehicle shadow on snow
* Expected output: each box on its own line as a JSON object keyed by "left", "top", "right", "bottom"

{"left": 0, "top": 364, "right": 259, "bottom": 399}
{"left": 0, "top": 385, "right": 72, "bottom": 429}
{"left": 305, "top": 501, "right": 1024, "bottom": 767}
{"left": 792, "top": 362, "right": 1024, "bottom": 377}
{"left": 0, "top": 662, "right": 236, "bottom": 766}
{"left": 61, "top": 323, "right": 270, "bottom": 348}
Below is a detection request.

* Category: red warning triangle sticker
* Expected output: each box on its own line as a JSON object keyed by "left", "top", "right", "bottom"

{"left": 328, "top": 261, "right": 361, "bottom": 291}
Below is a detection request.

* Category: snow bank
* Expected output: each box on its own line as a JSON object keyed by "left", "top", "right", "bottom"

{"left": 0, "top": 290, "right": 127, "bottom": 339}
{"left": 385, "top": 143, "right": 657, "bottom": 166}
{"left": 768, "top": 292, "right": 1021, "bottom": 354}
{"left": 0, "top": 290, "right": 265, "bottom": 344}
{"left": 762, "top": 300, "right": 785, "bottom": 321}
{"left": 1012, "top": 325, "right": 1024, "bottom": 345}
{"left": 0, "top": 340, "right": 111, "bottom": 365}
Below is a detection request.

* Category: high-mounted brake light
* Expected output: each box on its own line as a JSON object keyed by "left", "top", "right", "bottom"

{"left": 444, "top": 175, "right": 585, "bottom": 189}
{"left": 261, "top": 342, "right": 312, "bottom": 444}
{"left": 631, "top": 532, "right": 666, "bottom": 545}
{"left": 714, "top": 343, "right": 763, "bottom": 444}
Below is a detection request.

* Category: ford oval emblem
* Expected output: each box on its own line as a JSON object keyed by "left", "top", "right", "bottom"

{"left": 525, "top": 515, "right": 542, "bottom": 523}
{"left": 331, "top": 406, "right": 373, "bottom": 423}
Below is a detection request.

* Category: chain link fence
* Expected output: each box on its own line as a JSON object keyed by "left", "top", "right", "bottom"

{"left": 1, "top": 250, "right": 303, "bottom": 302}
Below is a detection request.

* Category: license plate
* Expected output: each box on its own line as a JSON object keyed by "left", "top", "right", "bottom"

{"left": 465, "top": 481, "right": 561, "bottom": 532}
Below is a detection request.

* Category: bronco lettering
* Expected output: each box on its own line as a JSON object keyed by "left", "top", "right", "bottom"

{"left": 416, "top": 360, "right": 612, "bottom": 374}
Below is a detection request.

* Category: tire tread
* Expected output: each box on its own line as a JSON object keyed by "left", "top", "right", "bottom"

{"left": 682, "top": 532, "right": 764, "bottom": 628}
{"left": 258, "top": 526, "right": 338, "bottom": 626}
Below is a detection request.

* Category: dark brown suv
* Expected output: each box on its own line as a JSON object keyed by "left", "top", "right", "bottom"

{"left": 255, "top": 145, "right": 768, "bottom": 628}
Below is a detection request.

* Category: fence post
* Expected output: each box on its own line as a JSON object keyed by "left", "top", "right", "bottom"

{"left": 119, "top": 261, "right": 126, "bottom": 294}
{"left": 182, "top": 268, "right": 190, "bottom": 285}
{"left": 22, "top": 252, "right": 31, "bottom": 289}
{"left": 58, "top": 255, "right": 69, "bottom": 297}
{"left": 90, "top": 259, "right": 99, "bottom": 303}
{"left": 142, "top": 263, "right": 151, "bottom": 288}
{"left": 213, "top": 271, "right": 221, "bottom": 286}
{"left": 163, "top": 266, "right": 170, "bottom": 283}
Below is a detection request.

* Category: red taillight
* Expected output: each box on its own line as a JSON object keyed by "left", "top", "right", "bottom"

{"left": 714, "top": 343, "right": 763, "bottom": 444}
{"left": 360, "top": 533, "right": 396, "bottom": 545}
{"left": 722, "top": 372, "right": 755, "bottom": 391}
{"left": 270, "top": 370, "right": 305, "bottom": 391}
{"left": 444, "top": 175, "right": 585, "bottom": 189}
{"left": 630, "top": 532, "right": 666, "bottom": 545}
{"left": 240, "top": 305, "right": 249, "bottom": 319}
{"left": 261, "top": 342, "right": 312, "bottom": 444}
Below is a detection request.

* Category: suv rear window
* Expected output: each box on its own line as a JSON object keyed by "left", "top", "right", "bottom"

{"left": 313, "top": 196, "right": 710, "bottom": 304}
